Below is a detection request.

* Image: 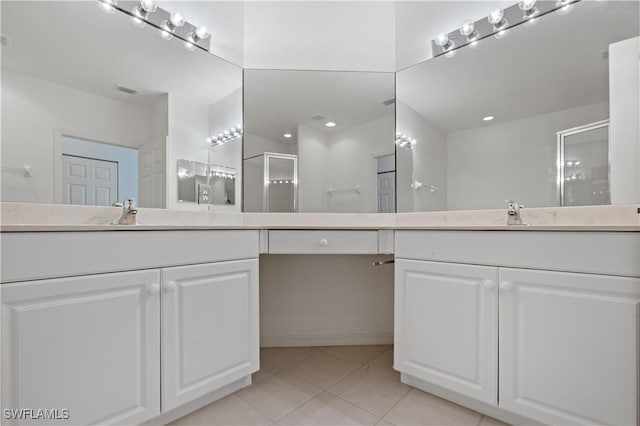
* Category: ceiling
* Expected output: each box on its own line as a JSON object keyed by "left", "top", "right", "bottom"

{"left": 244, "top": 70, "right": 395, "bottom": 145}
{"left": 1, "top": 1, "right": 242, "bottom": 108}
{"left": 397, "top": 0, "right": 640, "bottom": 133}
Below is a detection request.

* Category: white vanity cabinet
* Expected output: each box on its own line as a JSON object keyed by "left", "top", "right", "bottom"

{"left": 1, "top": 270, "right": 161, "bottom": 425}
{"left": 161, "top": 260, "right": 259, "bottom": 411}
{"left": 1, "top": 230, "right": 259, "bottom": 425}
{"left": 394, "top": 260, "right": 498, "bottom": 405}
{"left": 395, "top": 230, "right": 640, "bottom": 426}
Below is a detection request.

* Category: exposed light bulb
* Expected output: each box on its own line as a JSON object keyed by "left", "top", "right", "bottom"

{"left": 556, "top": 2, "right": 574, "bottom": 15}
{"left": 98, "top": 0, "right": 117, "bottom": 13}
{"left": 184, "top": 40, "right": 196, "bottom": 51}
{"left": 434, "top": 34, "right": 452, "bottom": 50}
{"left": 195, "top": 26, "right": 210, "bottom": 40}
{"left": 159, "top": 21, "right": 174, "bottom": 39}
{"left": 170, "top": 12, "right": 185, "bottom": 27}
{"left": 488, "top": 8, "right": 509, "bottom": 31}
{"left": 325, "top": 122, "right": 337, "bottom": 127}
{"left": 483, "top": 115, "right": 494, "bottom": 121}
{"left": 519, "top": 0, "right": 537, "bottom": 11}
{"left": 283, "top": 133, "right": 293, "bottom": 138}
{"left": 460, "top": 20, "right": 478, "bottom": 41}
{"left": 139, "top": 0, "right": 156, "bottom": 13}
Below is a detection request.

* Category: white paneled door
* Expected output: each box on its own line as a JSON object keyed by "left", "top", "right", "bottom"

{"left": 378, "top": 171, "right": 395, "bottom": 213}
{"left": 62, "top": 154, "right": 118, "bottom": 206}
{"left": 394, "top": 259, "right": 499, "bottom": 405}
{"left": 161, "top": 259, "right": 260, "bottom": 411}
{"left": 499, "top": 268, "right": 639, "bottom": 425}
{"left": 1, "top": 270, "right": 161, "bottom": 425}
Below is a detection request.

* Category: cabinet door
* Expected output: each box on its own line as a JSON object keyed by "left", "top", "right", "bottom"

{"left": 161, "top": 259, "right": 259, "bottom": 411}
{"left": 1, "top": 270, "right": 161, "bottom": 425}
{"left": 499, "top": 268, "right": 639, "bottom": 425}
{"left": 394, "top": 259, "right": 498, "bottom": 405}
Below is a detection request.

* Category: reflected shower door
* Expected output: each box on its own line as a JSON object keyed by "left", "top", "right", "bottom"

{"left": 265, "top": 153, "right": 298, "bottom": 212}
{"left": 558, "top": 120, "right": 610, "bottom": 206}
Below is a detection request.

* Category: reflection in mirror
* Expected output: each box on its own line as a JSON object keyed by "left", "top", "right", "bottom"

{"left": 176, "top": 159, "right": 236, "bottom": 206}
{"left": 396, "top": 1, "right": 639, "bottom": 212}
{"left": 243, "top": 70, "right": 396, "bottom": 213}
{"left": 1, "top": 1, "right": 242, "bottom": 211}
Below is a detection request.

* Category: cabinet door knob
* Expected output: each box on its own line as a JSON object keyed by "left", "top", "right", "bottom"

{"left": 319, "top": 238, "right": 329, "bottom": 246}
{"left": 148, "top": 284, "right": 160, "bottom": 294}
{"left": 500, "top": 281, "right": 513, "bottom": 291}
{"left": 482, "top": 280, "right": 496, "bottom": 289}
{"left": 165, "top": 281, "right": 177, "bottom": 292}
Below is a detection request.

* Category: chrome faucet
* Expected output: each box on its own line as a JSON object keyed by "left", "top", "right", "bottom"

{"left": 506, "top": 200, "right": 526, "bottom": 225}
{"left": 113, "top": 199, "right": 138, "bottom": 225}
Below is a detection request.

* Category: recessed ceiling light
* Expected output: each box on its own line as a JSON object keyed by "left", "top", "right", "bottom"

{"left": 483, "top": 116, "right": 494, "bottom": 121}
{"left": 283, "top": 133, "right": 292, "bottom": 138}
{"left": 325, "top": 122, "right": 337, "bottom": 127}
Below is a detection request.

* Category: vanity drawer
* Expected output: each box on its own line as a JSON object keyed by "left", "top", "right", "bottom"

{"left": 268, "top": 230, "right": 379, "bottom": 254}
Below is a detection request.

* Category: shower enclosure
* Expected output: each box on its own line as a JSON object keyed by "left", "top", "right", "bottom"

{"left": 557, "top": 120, "right": 610, "bottom": 207}
{"left": 244, "top": 152, "right": 298, "bottom": 212}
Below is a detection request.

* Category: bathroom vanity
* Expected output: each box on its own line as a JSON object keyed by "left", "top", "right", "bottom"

{"left": 1, "top": 204, "right": 638, "bottom": 426}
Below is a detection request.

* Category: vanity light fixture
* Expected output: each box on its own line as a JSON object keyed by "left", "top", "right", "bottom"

{"left": 460, "top": 21, "right": 479, "bottom": 42}
{"left": 488, "top": 9, "right": 509, "bottom": 31}
{"left": 185, "top": 26, "right": 210, "bottom": 51}
{"left": 325, "top": 122, "right": 337, "bottom": 128}
{"left": 207, "top": 126, "right": 243, "bottom": 146}
{"left": 395, "top": 132, "right": 416, "bottom": 149}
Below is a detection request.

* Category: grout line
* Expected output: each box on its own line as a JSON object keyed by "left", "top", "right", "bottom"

{"left": 376, "top": 387, "right": 414, "bottom": 424}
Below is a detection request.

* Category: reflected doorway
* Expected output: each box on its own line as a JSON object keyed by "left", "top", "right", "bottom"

{"left": 377, "top": 154, "right": 395, "bottom": 213}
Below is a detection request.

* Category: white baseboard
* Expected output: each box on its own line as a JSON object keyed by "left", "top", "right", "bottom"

{"left": 260, "top": 332, "right": 393, "bottom": 347}
{"left": 143, "top": 376, "right": 251, "bottom": 425}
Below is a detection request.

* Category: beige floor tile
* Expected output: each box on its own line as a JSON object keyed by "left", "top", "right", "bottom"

{"left": 261, "top": 346, "right": 322, "bottom": 369}
{"left": 479, "top": 415, "right": 511, "bottom": 426}
{"left": 376, "top": 421, "right": 394, "bottom": 425}
{"left": 366, "top": 349, "right": 400, "bottom": 381}
{"left": 168, "top": 394, "right": 271, "bottom": 426}
{"left": 328, "top": 367, "right": 411, "bottom": 417}
{"left": 383, "top": 389, "right": 483, "bottom": 426}
{"left": 284, "top": 352, "right": 360, "bottom": 389}
{"left": 323, "top": 345, "right": 389, "bottom": 366}
{"left": 237, "top": 370, "right": 323, "bottom": 421}
{"left": 276, "top": 391, "right": 379, "bottom": 425}
{"left": 259, "top": 357, "right": 283, "bottom": 375}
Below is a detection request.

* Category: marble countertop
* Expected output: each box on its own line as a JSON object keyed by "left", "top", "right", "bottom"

{"left": 1, "top": 202, "right": 638, "bottom": 232}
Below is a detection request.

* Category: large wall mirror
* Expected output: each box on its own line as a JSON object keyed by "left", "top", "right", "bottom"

{"left": 243, "top": 70, "right": 396, "bottom": 213}
{"left": 396, "top": 0, "right": 639, "bottom": 212}
{"left": 1, "top": 1, "right": 242, "bottom": 211}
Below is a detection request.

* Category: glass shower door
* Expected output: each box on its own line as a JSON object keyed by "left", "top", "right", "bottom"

{"left": 557, "top": 120, "right": 610, "bottom": 206}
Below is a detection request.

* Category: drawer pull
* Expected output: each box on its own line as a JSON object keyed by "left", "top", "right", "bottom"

{"left": 147, "top": 284, "right": 160, "bottom": 294}
{"left": 319, "top": 238, "right": 329, "bottom": 246}
{"left": 482, "top": 280, "right": 496, "bottom": 289}
{"left": 500, "top": 281, "right": 513, "bottom": 291}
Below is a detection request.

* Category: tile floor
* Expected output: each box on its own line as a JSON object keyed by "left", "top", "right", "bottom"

{"left": 170, "top": 345, "right": 509, "bottom": 426}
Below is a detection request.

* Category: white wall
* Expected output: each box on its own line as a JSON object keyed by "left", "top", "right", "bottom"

{"left": 243, "top": 1, "right": 396, "bottom": 72}
{"left": 609, "top": 36, "right": 640, "bottom": 205}
{"left": 396, "top": 100, "right": 447, "bottom": 212}
{"left": 446, "top": 102, "right": 609, "bottom": 210}
{"left": 298, "top": 124, "right": 329, "bottom": 212}
{"left": 298, "top": 116, "right": 394, "bottom": 213}
{"left": 260, "top": 255, "right": 394, "bottom": 347}
{"left": 1, "top": 69, "right": 152, "bottom": 204}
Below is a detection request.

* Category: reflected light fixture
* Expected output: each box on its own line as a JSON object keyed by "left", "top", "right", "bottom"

{"left": 325, "top": 122, "right": 337, "bottom": 128}
{"left": 396, "top": 132, "right": 416, "bottom": 149}
{"left": 483, "top": 115, "right": 494, "bottom": 121}
{"left": 488, "top": 9, "right": 509, "bottom": 31}
{"left": 159, "top": 12, "right": 185, "bottom": 40}
{"left": 132, "top": 0, "right": 156, "bottom": 27}
{"left": 283, "top": 133, "right": 293, "bottom": 138}
{"left": 434, "top": 34, "right": 455, "bottom": 56}
{"left": 207, "top": 126, "right": 243, "bottom": 146}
